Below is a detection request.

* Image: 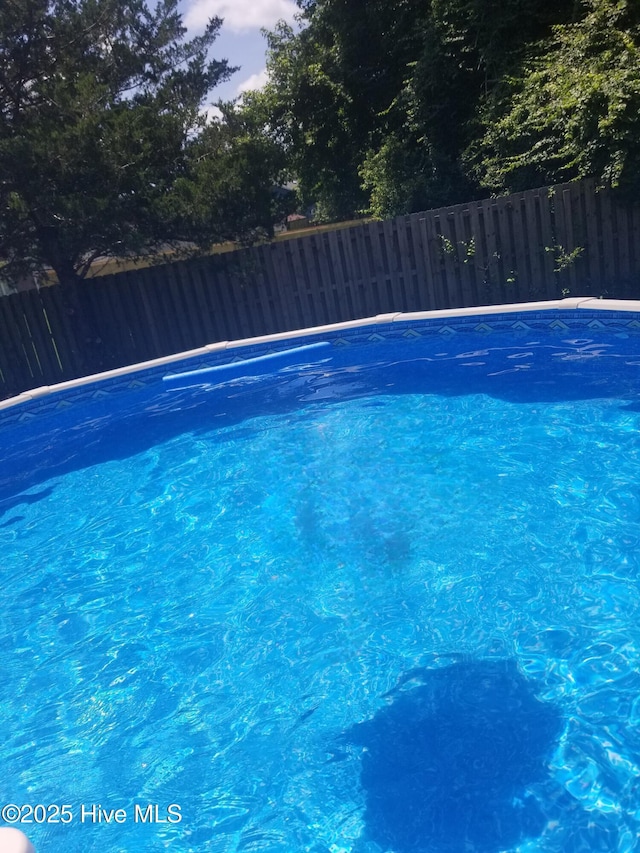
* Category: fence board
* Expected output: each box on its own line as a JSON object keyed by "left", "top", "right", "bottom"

{"left": 508, "top": 197, "right": 529, "bottom": 302}
{"left": 630, "top": 204, "right": 640, "bottom": 294}
{"left": 497, "top": 201, "right": 518, "bottom": 304}
{"left": 314, "top": 236, "right": 332, "bottom": 324}
{"left": 552, "top": 186, "right": 569, "bottom": 294}
{"left": 382, "top": 219, "right": 399, "bottom": 312}
{"left": 160, "top": 265, "right": 190, "bottom": 352}
{"left": 253, "top": 247, "right": 279, "bottom": 335}
{"left": 125, "top": 273, "right": 156, "bottom": 358}
{"left": 477, "top": 200, "right": 497, "bottom": 303}
{"left": 364, "top": 222, "right": 382, "bottom": 315}
{"left": 0, "top": 297, "right": 32, "bottom": 393}
{"left": 315, "top": 236, "right": 333, "bottom": 323}
{"left": 390, "top": 226, "right": 404, "bottom": 311}
{"left": 459, "top": 209, "right": 477, "bottom": 307}
{"left": 598, "top": 187, "right": 616, "bottom": 289}
{"left": 421, "top": 211, "right": 446, "bottom": 308}
{"left": 237, "top": 256, "right": 261, "bottom": 338}
{"left": 285, "top": 244, "right": 308, "bottom": 330}
{"left": 569, "top": 182, "right": 592, "bottom": 294}
{"left": 108, "top": 275, "right": 136, "bottom": 360}
{"left": 521, "top": 191, "right": 542, "bottom": 299}
{"left": 557, "top": 186, "right": 577, "bottom": 294}
{"left": 433, "top": 211, "right": 453, "bottom": 307}
{"left": 180, "top": 264, "right": 203, "bottom": 346}
{"left": 217, "top": 265, "right": 246, "bottom": 340}
{"left": 130, "top": 271, "right": 164, "bottom": 358}
{"left": 276, "top": 245, "right": 298, "bottom": 330}
{"left": 266, "top": 248, "right": 287, "bottom": 330}
{"left": 466, "top": 202, "right": 488, "bottom": 305}
{"left": 580, "top": 180, "right": 599, "bottom": 294}
{"left": 351, "top": 227, "right": 370, "bottom": 318}
{"left": 406, "top": 214, "right": 426, "bottom": 310}
{"left": 434, "top": 212, "right": 457, "bottom": 308}
{"left": 154, "top": 269, "right": 183, "bottom": 351}
{"left": 397, "top": 218, "right": 413, "bottom": 311}
{"left": 537, "top": 188, "right": 557, "bottom": 297}
{"left": 132, "top": 268, "right": 164, "bottom": 353}
{"left": 251, "top": 246, "right": 275, "bottom": 330}
{"left": 0, "top": 305, "right": 18, "bottom": 388}
{"left": 324, "top": 229, "right": 346, "bottom": 320}
{"left": 92, "top": 277, "right": 133, "bottom": 369}
{"left": 288, "top": 240, "right": 313, "bottom": 329}
{"left": 249, "top": 251, "right": 276, "bottom": 334}
{"left": 295, "top": 240, "right": 315, "bottom": 325}
{"left": 454, "top": 207, "right": 475, "bottom": 307}
{"left": 3, "top": 294, "right": 39, "bottom": 382}
{"left": 179, "top": 262, "right": 210, "bottom": 346}
{"left": 38, "top": 287, "right": 77, "bottom": 379}
{"left": 615, "top": 199, "right": 631, "bottom": 285}
{"left": 92, "top": 277, "right": 130, "bottom": 367}
{"left": 355, "top": 227, "right": 371, "bottom": 314}
{"left": 393, "top": 218, "right": 410, "bottom": 311}
{"left": 17, "top": 291, "right": 58, "bottom": 383}
{"left": 381, "top": 220, "right": 398, "bottom": 311}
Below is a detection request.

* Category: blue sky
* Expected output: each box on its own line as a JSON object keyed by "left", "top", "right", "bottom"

{"left": 180, "top": 0, "right": 299, "bottom": 106}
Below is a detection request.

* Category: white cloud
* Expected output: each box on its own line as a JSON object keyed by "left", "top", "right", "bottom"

{"left": 201, "top": 103, "right": 223, "bottom": 123}
{"left": 237, "top": 68, "right": 269, "bottom": 95}
{"left": 184, "top": 0, "right": 297, "bottom": 34}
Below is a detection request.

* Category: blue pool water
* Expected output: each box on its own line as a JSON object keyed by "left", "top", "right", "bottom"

{"left": 2, "top": 315, "right": 640, "bottom": 853}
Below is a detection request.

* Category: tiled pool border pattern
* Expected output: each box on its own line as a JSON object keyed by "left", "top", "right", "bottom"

{"left": 2, "top": 297, "right": 640, "bottom": 427}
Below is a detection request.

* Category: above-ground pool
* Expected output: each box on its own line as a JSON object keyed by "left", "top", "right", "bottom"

{"left": 2, "top": 299, "right": 640, "bottom": 853}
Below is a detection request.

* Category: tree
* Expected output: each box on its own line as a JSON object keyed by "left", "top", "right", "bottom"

{"left": 255, "top": 0, "right": 577, "bottom": 221}
{"left": 467, "top": 0, "right": 640, "bottom": 197}
{"left": 169, "top": 102, "right": 295, "bottom": 243}
{"left": 247, "top": 19, "right": 370, "bottom": 222}
{"left": 0, "top": 0, "right": 232, "bottom": 287}
{"left": 360, "top": 0, "right": 579, "bottom": 216}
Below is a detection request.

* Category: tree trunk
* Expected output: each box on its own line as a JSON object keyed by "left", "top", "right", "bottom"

{"left": 45, "top": 253, "right": 107, "bottom": 375}
{"left": 49, "top": 256, "right": 82, "bottom": 290}
{"left": 33, "top": 222, "right": 117, "bottom": 375}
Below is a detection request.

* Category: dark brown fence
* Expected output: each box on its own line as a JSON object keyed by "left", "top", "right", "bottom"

{"left": 2, "top": 177, "right": 640, "bottom": 399}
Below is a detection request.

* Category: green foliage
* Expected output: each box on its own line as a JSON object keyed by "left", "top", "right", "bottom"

{"left": 0, "top": 0, "right": 233, "bottom": 285}
{"left": 255, "top": 0, "right": 577, "bottom": 221}
{"left": 244, "top": 19, "right": 369, "bottom": 221}
{"left": 470, "top": 0, "right": 640, "bottom": 196}
{"left": 545, "top": 243, "right": 585, "bottom": 273}
{"left": 170, "top": 103, "right": 294, "bottom": 244}
{"left": 359, "top": 135, "right": 436, "bottom": 220}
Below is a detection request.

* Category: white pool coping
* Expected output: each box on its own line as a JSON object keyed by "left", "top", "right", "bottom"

{"left": 1, "top": 296, "right": 638, "bottom": 413}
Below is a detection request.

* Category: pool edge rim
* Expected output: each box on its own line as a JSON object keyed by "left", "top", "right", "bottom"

{"left": 1, "top": 296, "right": 637, "bottom": 413}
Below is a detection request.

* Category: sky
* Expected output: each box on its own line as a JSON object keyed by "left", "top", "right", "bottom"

{"left": 179, "top": 0, "right": 300, "bottom": 107}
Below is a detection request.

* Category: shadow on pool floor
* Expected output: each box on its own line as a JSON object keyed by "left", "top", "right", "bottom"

{"left": 345, "top": 658, "right": 563, "bottom": 853}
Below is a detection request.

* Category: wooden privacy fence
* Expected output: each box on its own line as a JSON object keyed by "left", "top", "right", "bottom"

{"left": 1, "top": 177, "right": 640, "bottom": 399}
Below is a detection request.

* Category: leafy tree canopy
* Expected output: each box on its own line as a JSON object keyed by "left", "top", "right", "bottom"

{"left": 0, "top": 0, "right": 248, "bottom": 285}
{"left": 468, "top": 0, "right": 640, "bottom": 198}
{"left": 167, "top": 101, "right": 295, "bottom": 245}
{"left": 249, "top": 0, "right": 578, "bottom": 220}
{"left": 244, "top": 19, "right": 370, "bottom": 222}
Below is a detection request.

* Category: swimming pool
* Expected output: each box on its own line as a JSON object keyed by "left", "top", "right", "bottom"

{"left": 2, "top": 298, "right": 640, "bottom": 853}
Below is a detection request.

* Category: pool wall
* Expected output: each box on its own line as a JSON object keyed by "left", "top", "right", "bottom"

{"left": 1, "top": 297, "right": 640, "bottom": 427}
